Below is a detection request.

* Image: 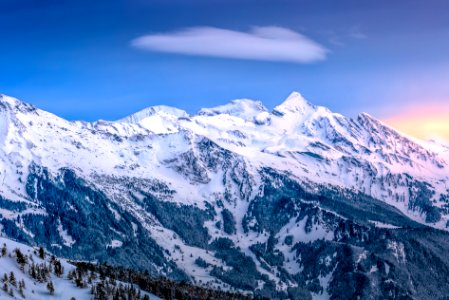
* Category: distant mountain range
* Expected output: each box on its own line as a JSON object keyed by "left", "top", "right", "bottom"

{"left": 1, "top": 92, "right": 449, "bottom": 299}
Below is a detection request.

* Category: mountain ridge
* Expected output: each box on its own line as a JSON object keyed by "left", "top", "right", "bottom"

{"left": 1, "top": 91, "right": 448, "bottom": 225}
{"left": 1, "top": 91, "right": 449, "bottom": 299}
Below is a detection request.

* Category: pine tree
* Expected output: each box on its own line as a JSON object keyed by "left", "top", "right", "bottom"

{"left": 113, "top": 289, "right": 119, "bottom": 300}
{"left": 15, "top": 248, "right": 27, "bottom": 270}
{"left": 29, "top": 263, "right": 37, "bottom": 280}
{"left": 39, "top": 246, "right": 45, "bottom": 260}
{"left": 53, "top": 259, "right": 64, "bottom": 277}
{"left": 47, "top": 281, "right": 55, "bottom": 295}
{"left": 9, "top": 272, "right": 16, "bottom": 287}
{"left": 19, "top": 282, "right": 25, "bottom": 298}
{"left": 20, "top": 279, "right": 26, "bottom": 290}
{"left": 1, "top": 243, "right": 6, "bottom": 257}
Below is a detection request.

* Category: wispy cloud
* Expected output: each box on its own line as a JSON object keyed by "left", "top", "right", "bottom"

{"left": 131, "top": 26, "right": 328, "bottom": 63}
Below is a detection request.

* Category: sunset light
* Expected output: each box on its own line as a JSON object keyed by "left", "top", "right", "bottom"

{"left": 383, "top": 104, "right": 449, "bottom": 142}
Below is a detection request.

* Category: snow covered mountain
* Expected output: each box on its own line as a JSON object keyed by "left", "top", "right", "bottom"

{"left": 1, "top": 92, "right": 449, "bottom": 299}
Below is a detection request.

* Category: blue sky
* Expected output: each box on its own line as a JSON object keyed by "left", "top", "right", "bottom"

{"left": 1, "top": 0, "right": 449, "bottom": 125}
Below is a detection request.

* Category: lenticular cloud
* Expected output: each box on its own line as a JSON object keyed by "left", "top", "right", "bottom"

{"left": 131, "top": 26, "right": 328, "bottom": 63}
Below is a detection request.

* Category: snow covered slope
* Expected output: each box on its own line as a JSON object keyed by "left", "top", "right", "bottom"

{"left": 0, "top": 236, "right": 162, "bottom": 300}
{"left": 1, "top": 92, "right": 449, "bottom": 299}
{"left": 0, "top": 236, "right": 91, "bottom": 299}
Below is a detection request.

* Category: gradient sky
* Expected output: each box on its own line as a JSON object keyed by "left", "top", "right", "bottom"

{"left": 1, "top": 0, "right": 448, "bottom": 140}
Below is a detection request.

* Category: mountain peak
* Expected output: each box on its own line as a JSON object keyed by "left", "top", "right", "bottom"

{"left": 272, "top": 91, "right": 315, "bottom": 116}
{"left": 197, "top": 99, "right": 267, "bottom": 121}
{"left": 0, "top": 94, "right": 19, "bottom": 107}
{"left": 0, "top": 94, "right": 38, "bottom": 115}
{"left": 118, "top": 105, "right": 189, "bottom": 123}
{"left": 357, "top": 112, "right": 385, "bottom": 129}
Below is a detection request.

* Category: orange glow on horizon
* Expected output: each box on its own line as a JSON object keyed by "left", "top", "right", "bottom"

{"left": 382, "top": 103, "right": 449, "bottom": 142}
